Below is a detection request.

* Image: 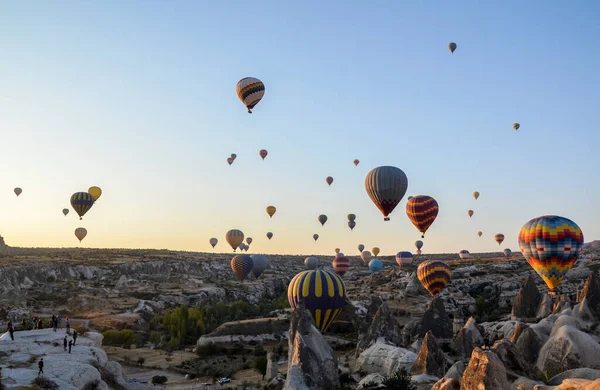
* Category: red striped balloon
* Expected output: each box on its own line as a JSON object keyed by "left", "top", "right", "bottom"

{"left": 332, "top": 256, "right": 350, "bottom": 276}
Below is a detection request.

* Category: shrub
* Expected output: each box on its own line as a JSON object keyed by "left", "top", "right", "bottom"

{"left": 151, "top": 375, "right": 168, "bottom": 385}
{"left": 32, "top": 376, "right": 59, "bottom": 389}
{"left": 101, "top": 330, "right": 135, "bottom": 347}
{"left": 382, "top": 367, "right": 417, "bottom": 390}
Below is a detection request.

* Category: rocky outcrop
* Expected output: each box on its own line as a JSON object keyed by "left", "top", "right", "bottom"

{"left": 411, "top": 331, "right": 446, "bottom": 378}
{"left": 509, "top": 322, "right": 542, "bottom": 365}
{"left": 197, "top": 317, "right": 289, "bottom": 346}
{"left": 431, "top": 377, "right": 460, "bottom": 390}
{"left": 266, "top": 351, "right": 279, "bottom": 380}
{"left": 491, "top": 339, "right": 536, "bottom": 381}
{"left": 548, "top": 368, "right": 600, "bottom": 385}
{"left": 405, "top": 272, "right": 428, "bottom": 297}
{"left": 284, "top": 305, "right": 339, "bottom": 390}
{"left": 537, "top": 294, "right": 554, "bottom": 319}
{"left": 579, "top": 271, "right": 600, "bottom": 320}
{"left": 357, "top": 373, "right": 385, "bottom": 389}
{"left": 356, "top": 302, "right": 403, "bottom": 355}
{"left": 416, "top": 296, "right": 453, "bottom": 341}
{"left": 452, "top": 317, "right": 483, "bottom": 358}
{"left": 355, "top": 338, "right": 417, "bottom": 376}
{"left": 460, "top": 348, "right": 510, "bottom": 390}
{"left": 511, "top": 276, "right": 541, "bottom": 322}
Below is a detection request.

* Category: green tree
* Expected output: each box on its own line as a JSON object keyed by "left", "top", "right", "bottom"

{"left": 254, "top": 356, "right": 268, "bottom": 380}
{"left": 149, "top": 331, "right": 161, "bottom": 347}
{"left": 382, "top": 367, "right": 417, "bottom": 390}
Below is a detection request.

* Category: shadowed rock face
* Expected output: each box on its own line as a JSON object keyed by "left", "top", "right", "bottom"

{"left": 511, "top": 275, "right": 541, "bottom": 322}
{"left": 356, "top": 302, "right": 403, "bottom": 355}
{"left": 491, "top": 339, "right": 537, "bottom": 382}
{"left": 411, "top": 331, "right": 446, "bottom": 378}
{"left": 284, "top": 305, "right": 339, "bottom": 390}
{"left": 579, "top": 271, "right": 600, "bottom": 320}
{"left": 417, "top": 296, "right": 453, "bottom": 340}
{"left": 509, "top": 322, "right": 542, "bottom": 365}
{"left": 460, "top": 347, "right": 510, "bottom": 390}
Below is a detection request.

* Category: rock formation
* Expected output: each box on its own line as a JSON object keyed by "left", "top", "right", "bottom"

{"left": 355, "top": 338, "right": 417, "bottom": 376}
{"left": 356, "top": 302, "right": 403, "bottom": 355}
{"left": 266, "top": 351, "right": 279, "bottom": 381}
{"left": 460, "top": 347, "right": 510, "bottom": 390}
{"left": 511, "top": 275, "right": 541, "bottom": 322}
{"left": 452, "top": 317, "right": 483, "bottom": 359}
{"left": 411, "top": 331, "right": 446, "bottom": 378}
{"left": 415, "top": 296, "right": 453, "bottom": 341}
{"left": 579, "top": 271, "right": 600, "bottom": 320}
{"left": 509, "top": 322, "right": 542, "bottom": 365}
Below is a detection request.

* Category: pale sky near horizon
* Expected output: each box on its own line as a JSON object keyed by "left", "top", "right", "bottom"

{"left": 1, "top": 1, "right": 599, "bottom": 256}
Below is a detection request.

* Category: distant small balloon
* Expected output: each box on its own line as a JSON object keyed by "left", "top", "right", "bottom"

{"left": 468, "top": 210, "right": 474, "bottom": 218}
{"left": 459, "top": 250, "right": 470, "bottom": 260}
{"left": 336, "top": 252, "right": 345, "bottom": 258}
{"left": 335, "top": 248, "right": 340, "bottom": 254}
{"left": 75, "top": 227, "right": 87, "bottom": 243}
{"left": 230, "top": 153, "right": 237, "bottom": 160}
{"left": 266, "top": 205, "right": 276, "bottom": 218}
{"left": 236, "top": 77, "right": 265, "bottom": 114}
{"left": 495, "top": 234, "right": 505, "bottom": 245}
{"left": 513, "top": 123, "right": 520, "bottom": 131}
{"left": 448, "top": 42, "right": 457, "bottom": 53}
{"left": 227, "top": 157, "right": 233, "bottom": 165}
{"left": 62, "top": 208, "right": 69, "bottom": 216}
{"left": 304, "top": 256, "right": 319, "bottom": 270}
{"left": 266, "top": 232, "right": 273, "bottom": 240}
{"left": 332, "top": 256, "right": 350, "bottom": 276}
{"left": 503, "top": 248, "right": 512, "bottom": 258}
{"left": 313, "top": 234, "right": 319, "bottom": 241}
{"left": 210, "top": 238, "right": 218, "bottom": 248}
{"left": 414, "top": 240, "right": 423, "bottom": 250}
{"left": 348, "top": 221, "right": 356, "bottom": 231}
{"left": 372, "top": 247, "right": 380, "bottom": 257}
{"left": 326, "top": 176, "right": 334, "bottom": 186}
{"left": 318, "top": 214, "right": 328, "bottom": 226}
{"left": 259, "top": 149, "right": 268, "bottom": 160}
{"left": 473, "top": 191, "right": 480, "bottom": 200}
{"left": 358, "top": 244, "right": 365, "bottom": 253}
{"left": 353, "top": 159, "right": 360, "bottom": 166}
{"left": 246, "top": 237, "right": 253, "bottom": 245}
{"left": 14, "top": 188, "right": 22, "bottom": 197}
{"left": 416, "top": 249, "right": 422, "bottom": 255}
{"left": 360, "top": 250, "right": 373, "bottom": 265}
{"left": 396, "top": 251, "right": 413, "bottom": 267}
{"left": 226, "top": 229, "right": 244, "bottom": 251}
{"left": 478, "top": 231, "right": 483, "bottom": 237}
{"left": 88, "top": 186, "right": 102, "bottom": 202}
{"left": 250, "top": 254, "right": 268, "bottom": 278}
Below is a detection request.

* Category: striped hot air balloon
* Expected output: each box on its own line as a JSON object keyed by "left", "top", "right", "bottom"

{"left": 396, "top": 251, "right": 413, "bottom": 266}
{"left": 459, "top": 250, "right": 470, "bottom": 260}
{"left": 70, "top": 192, "right": 94, "bottom": 220}
{"left": 231, "top": 255, "right": 254, "bottom": 282}
{"left": 417, "top": 260, "right": 452, "bottom": 297}
{"left": 406, "top": 195, "right": 439, "bottom": 238}
{"left": 518, "top": 215, "right": 584, "bottom": 293}
{"left": 365, "top": 166, "right": 408, "bottom": 221}
{"left": 304, "top": 256, "right": 319, "bottom": 270}
{"left": 332, "top": 256, "right": 350, "bottom": 276}
{"left": 226, "top": 229, "right": 244, "bottom": 251}
{"left": 503, "top": 248, "right": 512, "bottom": 258}
{"left": 495, "top": 234, "right": 505, "bottom": 245}
{"left": 250, "top": 254, "right": 268, "bottom": 278}
{"left": 236, "top": 77, "right": 265, "bottom": 113}
{"left": 369, "top": 259, "right": 383, "bottom": 273}
{"left": 287, "top": 269, "right": 347, "bottom": 332}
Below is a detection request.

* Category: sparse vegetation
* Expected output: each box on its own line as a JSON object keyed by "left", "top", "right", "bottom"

{"left": 32, "top": 377, "right": 59, "bottom": 389}
{"left": 101, "top": 330, "right": 135, "bottom": 347}
{"left": 382, "top": 367, "right": 417, "bottom": 390}
{"left": 254, "top": 356, "right": 268, "bottom": 379}
{"left": 151, "top": 375, "right": 168, "bottom": 385}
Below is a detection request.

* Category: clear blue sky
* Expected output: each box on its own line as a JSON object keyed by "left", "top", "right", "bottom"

{"left": 1, "top": 1, "right": 599, "bottom": 255}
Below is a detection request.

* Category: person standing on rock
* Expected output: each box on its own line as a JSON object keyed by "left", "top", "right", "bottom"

{"left": 68, "top": 339, "right": 73, "bottom": 354}
{"left": 38, "top": 358, "right": 44, "bottom": 376}
{"left": 65, "top": 317, "right": 70, "bottom": 335}
{"left": 37, "top": 318, "right": 42, "bottom": 330}
{"left": 8, "top": 326, "right": 14, "bottom": 341}
{"left": 73, "top": 330, "right": 78, "bottom": 345}
{"left": 21, "top": 318, "right": 26, "bottom": 331}
{"left": 57, "top": 316, "right": 61, "bottom": 330}
{"left": 63, "top": 335, "right": 68, "bottom": 352}
{"left": 51, "top": 315, "right": 56, "bottom": 330}
{"left": 31, "top": 317, "right": 36, "bottom": 330}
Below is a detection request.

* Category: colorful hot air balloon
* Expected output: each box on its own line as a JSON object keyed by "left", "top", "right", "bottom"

{"left": 266, "top": 206, "right": 276, "bottom": 218}
{"left": 14, "top": 188, "right": 22, "bottom": 197}
{"left": 369, "top": 259, "right": 383, "bottom": 273}
{"left": 335, "top": 248, "right": 340, "bottom": 254}
{"left": 353, "top": 159, "right": 360, "bottom": 166}
{"left": 417, "top": 260, "right": 452, "bottom": 297}
{"left": 360, "top": 250, "right": 373, "bottom": 265}
{"left": 226, "top": 229, "right": 244, "bottom": 251}
{"left": 365, "top": 166, "right": 408, "bottom": 221}
{"left": 396, "top": 251, "right": 413, "bottom": 266}
{"left": 406, "top": 195, "right": 439, "bottom": 238}
{"left": 513, "top": 123, "right": 520, "bottom": 131}
{"left": 74, "top": 228, "right": 87, "bottom": 243}
{"left": 459, "top": 250, "right": 470, "bottom": 260}
{"left": 246, "top": 237, "right": 253, "bottom": 245}
{"left": 518, "top": 215, "right": 584, "bottom": 293}
{"left": 250, "top": 254, "right": 268, "bottom": 278}
{"left": 468, "top": 210, "right": 474, "bottom": 218}
{"left": 358, "top": 244, "right": 365, "bottom": 253}
{"left": 473, "top": 191, "right": 480, "bottom": 200}
{"left": 332, "top": 256, "right": 350, "bottom": 276}
{"left": 313, "top": 234, "right": 319, "bottom": 241}
{"left": 236, "top": 77, "right": 265, "bottom": 113}
{"left": 415, "top": 240, "right": 423, "bottom": 250}
{"left": 348, "top": 221, "right": 356, "bottom": 231}
{"left": 495, "top": 234, "right": 505, "bottom": 245}
{"left": 408, "top": 196, "right": 413, "bottom": 200}
{"left": 62, "top": 208, "right": 69, "bottom": 216}
{"left": 318, "top": 215, "right": 328, "bottom": 226}
{"left": 304, "top": 256, "right": 319, "bottom": 270}
{"left": 448, "top": 42, "right": 457, "bottom": 53}
{"left": 259, "top": 149, "right": 268, "bottom": 160}
{"left": 231, "top": 255, "right": 254, "bottom": 281}
{"left": 227, "top": 157, "right": 233, "bottom": 165}
{"left": 503, "top": 248, "right": 512, "bottom": 258}
{"left": 326, "top": 176, "right": 334, "bottom": 186}
{"left": 416, "top": 249, "right": 422, "bottom": 255}
{"left": 88, "top": 186, "right": 102, "bottom": 202}
{"left": 478, "top": 231, "right": 483, "bottom": 237}
{"left": 70, "top": 192, "right": 94, "bottom": 220}
{"left": 209, "top": 238, "right": 218, "bottom": 248}
{"left": 372, "top": 247, "right": 380, "bottom": 257}
{"left": 288, "top": 269, "right": 346, "bottom": 332}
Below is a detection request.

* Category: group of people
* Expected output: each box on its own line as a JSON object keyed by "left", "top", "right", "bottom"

{"left": 50, "top": 315, "right": 71, "bottom": 333}
{"left": 62, "top": 331, "right": 78, "bottom": 354}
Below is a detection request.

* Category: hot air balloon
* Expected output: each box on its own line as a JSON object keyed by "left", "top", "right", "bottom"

{"left": 210, "top": 238, "right": 218, "bottom": 248}
{"left": 417, "top": 260, "right": 452, "bottom": 296}
{"left": 416, "top": 249, "right": 422, "bottom": 255}
{"left": 415, "top": 240, "right": 423, "bottom": 250}
{"left": 358, "top": 244, "right": 365, "bottom": 253}
{"left": 238, "top": 243, "right": 246, "bottom": 252}
{"left": 326, "top": 176, "right": 334, "bottom": 186}
{"left": 518, "top": 215, "right": 583, "bottom": 294}
{"left": 369, "top": 259, "right": 383, "bottom": 273}
{"left": 267, "top": 232, "right": 273, "bottom": 240}
{"left": 478, "top": 231, "right": 483, "bottom": 237}
{"left": 335, "top": 248, "right": 340, "bottom": 254}
{"left": 74, "top": 228, "right": 87, "bottom": 243}
{"left": 313, "top": 234, "right": 319, "bottom": 241}
{"left": 62, "top": 208, "right": 69, "bottom": 216}
{"left": 360, "top": 251, "right": 373, "bottom": 265}
{"left": 468, "top": 210, "right": 474, "bottom": 218}
{"left": 448, "top": 42, "right": 457, "bottom": 53}
{"left": 353, "top": 159, "right": 360, "bottom": 166}
{"left": 259, "top": 149, "right": 268, "bottom": 160}
{"left": 513, "top": 123, "right": 520, "bottom": 131}
{"left": 459, "top": 250, "right": 470, "bottom": 260}
{"left": 332, "top": 256, "right": 350, "bottom": 276}
{"left": 406, "top": 195, "right": 439, "bottom": 238}
{"left": 236, "top": 77, "right": 265, "bottom": 113}
{"left": 70, "top": 192, "right": 94, "bottom": 220}
{"left": 408, "top": 196, "right": 413, "bottom": 200}
{"left": 266, "top": 206, "right": 276, "bottom": 218}
{"left": 304, "top": 257, "right": 319, "bottom": 270}
{"left": 372, "top": 247, "right": 380, "bottom": 257}
{"left": 347, "top": 214, "right": 356, "bottom": 222}
{"left": 396, "top": 251, "right": 413, "bottom": 266}
{"left": 473, "top": 191, "right": 480, "bottom": 200}
{"left": 231, "top": 153, "right": 237, "bottom": 160}
{"left": 503, "top": 248, "right": 512, "bottom": 258}
{"left": 227, "top": 157, "right": 233, "bottom": 165}
{"left": 231, "top": 255, "right": 254, "bottom": 281}
{"left": 288, "top": 269, "right": 346, "bottom": 332}
{"left": 88, "top": 186, "right": 102, "bottom": 202}
{"left": 348, "top": 221, "right": 356, "bottom": 231}
{"left": 336, "top": 252, "right": 345, "bottom": 258}
{"left": 14, "top": 188, "right": 22, "bottom": 197}
{"left": 365, "top": 166, "right": 408, "bottom": 221}
{"left": 318, "top": 215, "right": 328, "bottom": 226}
{"left": 226, "top": 229, "right": 244, "bottom": 251}
{"left": 495, "top": 234, "right": 505, "bottom": 245}
{"left": 246, "top": 237, "right": 253, "bottom": 245}
{"left": 251, "top": 254, "right": 268, "bottom": 278}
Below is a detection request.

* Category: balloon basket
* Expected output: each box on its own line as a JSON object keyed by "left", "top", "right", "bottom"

{"left": 384, "top": 217, "right": 390, "bottom": 221}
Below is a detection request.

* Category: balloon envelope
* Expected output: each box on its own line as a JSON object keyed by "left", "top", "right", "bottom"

{"left": 313, "top": 234, "right": 319, "bottom": 241}
{"left": 369, "top": 259, "right": 383, "bottom": 273}
{"left": 266, "top": 232, "right": 273, "bottom": 240}
{"left": 304, "top": 256, "right": 319, "bottom": 270}
{"left": 209, "top": 238, "right": 218, "bottom": 248}
{"left": 231, "top": 255, "right": 254, "bottom": 282}
{"left": 335, "top": 248, "right": 340, "bottom": 254}
{"left": 14, "top": 188, "right": 22, "bottom": 197}
{"left": 326, "top": 176, "right": 334, "bottom": 186}
{"left": 250, "top": 254, "right": 268, "bottom": 278}
{"left": 473, "top": 191, "right": 480, "bottom": 200}
{"left": 372, "top": 247, "right": 380, "bottom": 257}
{"left": 360, "top": 251, "right": 373, "bottom": 265}
{"left": 353, "top": 159, "right": 359, "bottom": 166}
{"left": 513, "top": 123, "right": 520, "bottom": 130}
{"left": 287, "top": 269, "right": 346, "bottom": 332}
{"left": 348, "top": 221, "right": 356, "bottom": 230}
{"left": 246, "top": 237, "right": 253, "bottom": 245}
{"left": 226, "top": 229, "right": 244, "bottom": 251}
{"left": 468, "top": 210, "right": 474, "bottom": 218}
{"left": 332, "top": 256, "right": 350, "bottom": 276}
{"left": 88, "top": 186, "right": 102, "bottom": 201}
{"left": 75, "top": 228, "right": 87, "bottom": 242}
{"left": 396, "top": 251, "right": 413, "bottom": 266}
{"left": 358, "top": 244, "right": 365, "bottom": 253}
{"left": 236, "top": 77, "right": 265, "bottom": 113}
{"left": 347, "top": 214, "right": 356, "bottom": 222}
{"left": 266, "top": 206, "right": 276, "bottom": 218}
{"left": 318, "top": 215, "right": 328, "bottom": 226}
{"left": 459, "top": 250, "right": 470, "bottom": 260}
{"left": 417, "top": 260, "right": 452, "bottom": 296}
{"left": 227, "top": 157, "right": 233, "bottom": 165}
{"left": 503, "top": 248, "right": 512, "bottom": 258}
{"left": 414, "top": 240, "right": 423, "bottom": 250}
{"left": 259, "top": 149, "right": 268, "bottom": 160}
{"left": 62, "top": 208, "right": 69, "bottom": 216}
{"left": 478, "top": 231, "right": 483, "bottom": 237}
{"left": 406, "top": 195, "right": 439, "bottom": 238}
{"left": 495, "top": 234, "right": 505, "bottom": 245}
{"left": 448, "top": 42, "right": 457, "bottom": 53}
{"left": 365, "top": 166, "right": 408, "bottom": 221}
{"left": 70, "top": 192, "right": 94, "bottom": 220}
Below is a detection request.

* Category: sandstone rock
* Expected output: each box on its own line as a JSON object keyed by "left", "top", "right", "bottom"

{"left": 444, "top": 361, "right": 466, "bottom": 384}
{"left": 460, "top": 348, "right": 510, "bottom": 390}
{"left": 537, "top": 294, "right": 554, "bottom": 319}
{"left": 357, "top": 373, "right": 385, "bottom": 389}
{"left": 411, "top": 331, "right": 446, "bottom": 377}
{"left": 266, "top": 351, "right": 279, "bottom": 380}
{"left": 356, "top": 302, "right": 403, "bottom": 355}
{"left": 432, "top": 377, "right": 460, "bottom": 390}
{"left": 510, "top": 376, "right": 544, "bottom": 390}
{"left": 509, "top": 322, "right": 542, "bottom": 366}
{"left": 355, "top": 338, "right": 417, "bottom": 376}
{"left": 491, "top": 339, "right": 536, "bottom": 381}
{"left": 416, "top": 296, "right": 453, "bottom": 340}
{"left": 512, "top": 276, "right": 541, "bottom": 322}
{"left": 579, "top": 271, "right": 600, "bottom": 320}
{"left": 548, "top": 368, "right": 600, "bottom": 386}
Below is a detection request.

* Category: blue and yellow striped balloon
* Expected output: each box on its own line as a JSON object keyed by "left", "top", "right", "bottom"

{"left": 231, "top": 255, "right": 254, "bottom": 282}
{"left": 518, "top": 215, "right": 584, "bottom": 292}
{"left": 287, "top": 269, "right": 347, "bottom": 333}
{"left": 70, "top": 192, "right": 94, "bottom": 220}
{"left": 417, "top": 260, "right": 452, "bottom": 297}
